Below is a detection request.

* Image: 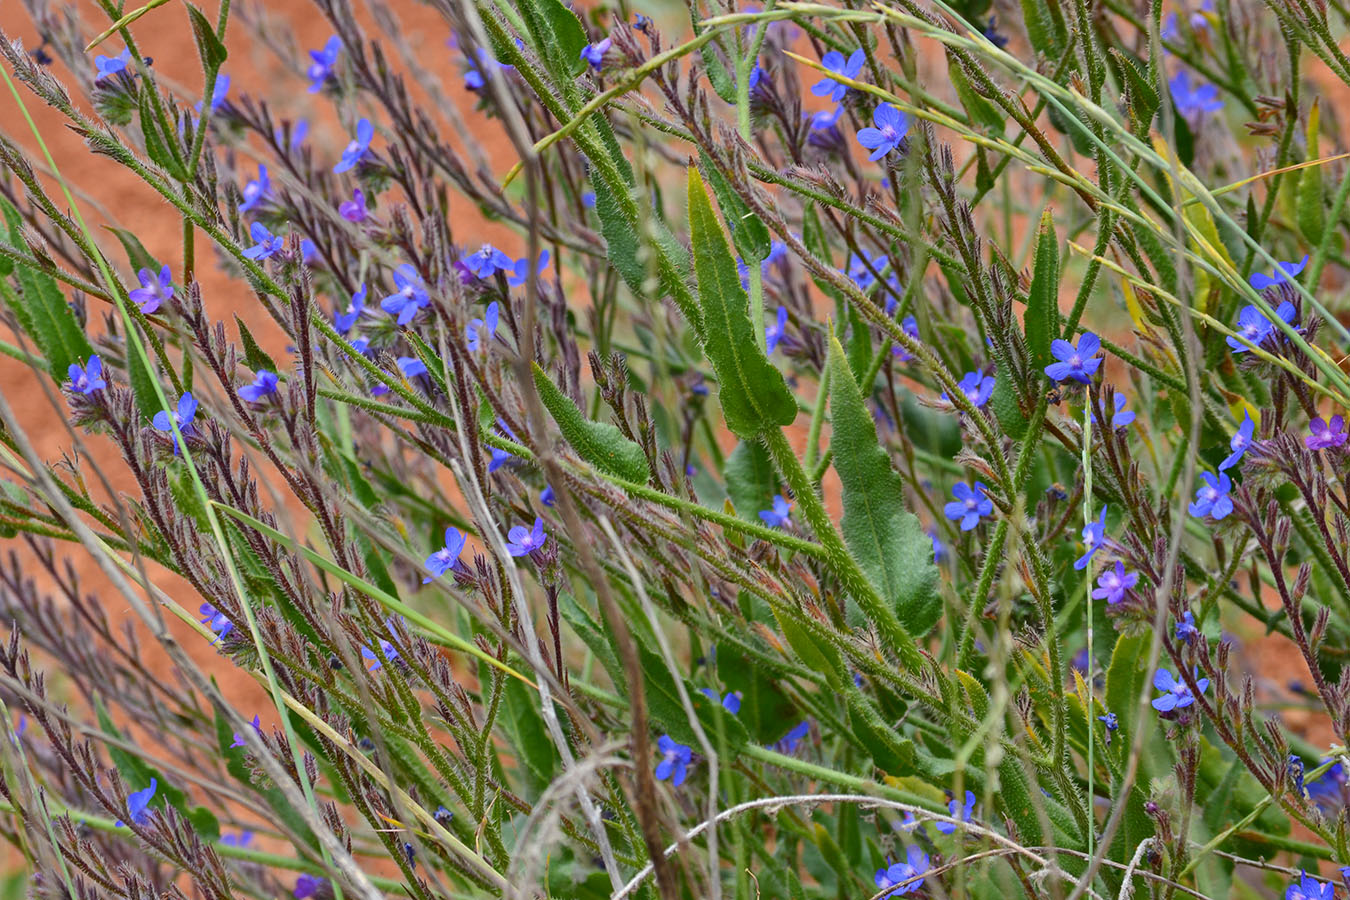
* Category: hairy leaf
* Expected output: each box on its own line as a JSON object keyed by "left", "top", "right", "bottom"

{"left": 531, "top": 362, "right": 650, "bottom": 483}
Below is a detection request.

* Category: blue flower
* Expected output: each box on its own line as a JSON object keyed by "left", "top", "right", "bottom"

{"left": 945, "top": 371, "right": 995, "bottom": 408}
{"left": 580, "top": 37, "right": 612, "bottom": 69}
{"left": 1045, "top": 332, "right": 1103, "bottom": 383}
{"left": 68, "top": 356, "right": 106, "bottom": 394}
{"left": 230, "top": 714, "right": 261, "bottom": 748}
{"left": 1091, "top": 561, "right": 1137, "bottom": 604}
{"left": 541, "top": 485, "right": 556, "bottom": 507}
{"left": 361, "top": 617, "right": 402, "bottom": 670}
{"left": 275, "top": 119, "right": 309, "bottom": 149}
{"left": 1307, "top": 415, "right": 1348, "bottom": 451}
{"left": 467, "top": 302, "right": 500, "bottom": 352}
{"left": 489, "top": 421, "right": 518, "bottom": 472}
{"left": 856, "top": 103, "right": 910, "bottom": 160}
{"left": 1074, "top": 506, "right": 1108, "bottom": 570}
{"left": 1287, "top": 871, "right": 1334, "bottom": 900}
{"left": 239, "top": 165, "right": 270, "bottom": 213}
{"left": 129, "top": 264, "right": 174, "bottom": 314}
{"left": 935, "top": 790, "right": 975, "bottom": 834}
{"left": 982, "top": 16, "right": 1010, "bottom": 48}
{"left": 243, "top": 222, "right": 284, "bottom": 260}
{"left": 95, "top": 48, "right": 131, "bottom": 80}
{"left": 846, "top": 249, "right": 892, "bottom": 291}
{"left": 333, "top": 118, "right": 374, "bottom": 174}
{"left": 1220, "top": 413, "right": 1254, "bottom": 470}
{"left": 198, "top": 602, "right": 233, "bottom": 643}
{"left": 1169, "top": 69, "right": 1223, "bottom": 119}
{"left": 335, "top": 284, "right": 367, "bottom": 335}
{"left": 307, "top": 36, "right": 342, "bottom": 92}
{"left": 811, "top": 49, "right": 864, "bottom": 103}
{"left": 1250, "top": 254, "right": 1309, "bottom": 290}
{"left": 1188, "top": 471, "right": 1233, "bottom": 520}
{"left": 1098, "top": 712, "right": 1119, "bottom": 731}
{"left": 339, "top": 188, "right": 368, "bottom": 223}
{"left": 152, "top": 392, "right": 199, "bottom": 455}
{"left": 301, "top": 240, "right": 318, "bottom": 264}
{"left": 505, "top": 516, "right": 548, "bottom": 556}
{"left": 759, "top": 494, "right": 792, "bottom": 528}
{"left": 944, "top": 482, "right": 992, "bottom": 531}
{"left": 1091, "top": 393, "right": 1135, "bottom": 428}
{"left": 765, "top": 306, "right": 788, "bottom": 354}
{"left": 1227, "top": 301, "right": 1296, "bottom": 352}
{"left": 507, "top": 250, "right": 550, "bottom": 286}
{"left": 892, "top": 315, "right": 920, "bottom": 360}
{"left": 395, "top": 357, "right": 426, "bottom": 380}
{"left": 294, "top": 875, "right": 325, "bottom": 900}
{"left": 239, "top": 370, "right": 279, "bottom": 403}
{"left": 1151, "top": 667, "right": 1209, "bottom": 712}
{"left": 1175, "top": 611, "right": 1198, "bottom": 643}
{"left": 808, "top": 104, "right": 844, "bottom": 131}
{"left": 875, "top": 844, "right": 930, "bottom": 896}
{"left": 380, "top": 264, "right": 430, "bottom": 325}
{"left": 655, "top": 735, "right": 692, "bottom": 786}
{"left": 221, "top": 831, "right": 254, "bottom": 847}
{"left": 464, "top": 243, "right": 514, "bottom": 279}
{"left": 699, "top": 688, "right": 742, "bottom": 714}
{"left": 116, "top": 778, "right": 157, "bottom": 827}
{"left": 423, "top": 527, "right": 467, "bottom": 583}
{"left": 194, "top": 74, "right": 230, "bottom": 114}
{"left": 773, "top": 720, "right": 810, "bottom": 753}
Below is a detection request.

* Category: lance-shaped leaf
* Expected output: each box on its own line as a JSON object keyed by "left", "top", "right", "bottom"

{"left": 826, "top": 330, "right": 940, "bottom": 635}
{"left": 517, "top": 0, "right": 587, "bottom": 80}
{"left": 1024, "top": 210, "right": 1060, "bottom": 371}
{"left": 687, "top": 167, "right": 797, "bottom": 438}
{"left": 723, "top": 439, "right": 776, "bottom": 521}
{"left": 531, "top": 362, "right": 651, "bottom": 483}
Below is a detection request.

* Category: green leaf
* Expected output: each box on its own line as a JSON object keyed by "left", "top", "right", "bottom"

{"left": 718, "top": 645, "right": 796, "bottom": 744}
{"left": 126, "top": 335, "right": 162, "bottom": 419}
{"left": 185, "top": 4, "right": 228, "bottom": 75}
{"left": 501, "top": 674, "right": 559, "bottom": 785}
{"left": 0, "top": 198, "right": 94, "bottom": 380}
{"left": 234, "top": 315, "right": 278, "bottom": 374}
{"left": 826, "top": 331, "right": 940, "bottom": 635}
{"left": 723, "top": 439, "right": 777, "bottom": 521}
{"left": 844, "top": 691, "right": 913, "bottom": 774}
{"left": 1298, "top": 101, "right": 1326, "bottom": 245}
{"left": 771, "top": 607, "right": 846, "bottom": 690}
{"left": 137, "top": 88, "right": 187, "bottom": 181}
{"left": 687, "top": 168, "right": 797, "bottom": 438}
{"left": 637, "top": 640, "right": 748, "bottom": 751}
{"left": 105, "top": 226, "right": 160, "bottom": 273}
{"left": 560, "top": 592, "right": 627, "bottom": 696}
{"left": 1104, "top": 633, "right": 1159, "bottom": 858}
{"left": 698, "top": 152, "right": 771, "bottom": 263}
{"left": 948, "top": 59, "right": 1004, "bottom": 131}
{"left": 213, "top": 701, "right": 320, "bottom": 852}
{"left": 517, "top": 0, "right": 587, "bottom": 80}
{"left": 531, "top": 362, "right": 650, "bottom": 483}
{"left": 1110, "top": 49, "right": 1159, "bottom": 132}
{"left": 989, "top": 371, "right": 1028, "bottom": 440}
{"left": 1025, "top": 209, "right": 1060, "bottom": 371}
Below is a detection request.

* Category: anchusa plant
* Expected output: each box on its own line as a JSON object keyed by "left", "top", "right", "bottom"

{"left": 1, "top": 0, "right": 1349, "bottom": 897}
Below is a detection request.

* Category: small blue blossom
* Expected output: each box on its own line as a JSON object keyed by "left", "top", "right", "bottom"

{"left": 847, "top": 249, "right": 890, "bottom": 291}
{"left": 380, "top": 264, "right": 430, "bottom": 325}
{"left": 1219, "top": 413, "right": 1254, "bottom": 470}
{"left": 1091, "top": 561, "right": 1138, "bottom": 604}
{"left": 489, "top": 421, "right": 518, "bottom": 472}
{"left": 307, "top": 36, "right": 342, "bottom": 92}
{"left": 944, "top": 482, "right": 992, "bottom": 531}
{"left": 1307, "top": 415, "right": 1347, "bottom": 451}
{"left": 242, "top": 222, "right": 284, "bottom": 260}
{"left": 464, "top": 243, "right": 514, "bottom": 279}
{"left": 1169, "top": 69, "right": 1223, "bottom": 119}
{"left": 944, "top": 371, "right": 995, "bottom": 409}
{"left": 1250, "top": 254, "right": 1309, "bottom": 290}
{"left": 1175, "top": 611, "right": 1199, "bottom": 643}
{"left": 198, "top": 602, "right": 233, "bottom": 643}
{"left": 765, "top": 306, "right": 788, "bottom": 354}
{"left": 95, "top": 48, "right": 131, "bottom": 80}
{"left": 982, "top": 16, "right": 1010, "bottom": 48}
{"left": 230, "top": 714, "right": 261, "bottom": 748}
{"left": 361, "top": 617, "right": 402, "bottom": 671}
{"left": 1091, "top": 393, "right": 1135, "bottom": 428}
{"left": 856, "top": 103, "right": 910, "bottom": 160}
{"left": 1098, "top": 712, "right": 1119, "bottom": 731}
{"left": 333, "top": 118, "right": 374, "bottom": 174}
{"left": 541, "top": 485, "right": 556, "bottom": 507}
{"left": 699, "top": 688, "right": 742, "bottom": 714}
{"left": 221, "top": 831, "right": 254, "bottom": 847}
{"left": 116, "top": 779, "right": 157, "bottom": 827}
{"left": 507, "top": 250, "right": 550, "bottom": 287}
{"left": 339, "top": 188, "right": 368, "bottom": 223}
{"left": 759, "top": 494, "right": 792, "bottom": 528}
{"left": 633, "top": 13, "right": 653, "bottom": 30}
{"left": 874, "top": 845, "right": 930, "bottom": 897}
{"left": 580, "top": 37, "right": 612, "bottom": 69}
{"left": 239, "top": 165, "right": 270, "bottom": 213}
{"left": 194, "top": 74, "right": 230, "bottom": 115}
{"left": 935, "top": 790, "right": 975, "bottom": 834}
{"left": 152, "top": 392, "right": 199, "bottom": 455}
{"left": 275, "top": 119, "right": 309, "bottom": 149}
{"left": 294, "top": 875, "right": 324, "bottom": 900}
{"left": 505, "top": 516, "right": 548, "bottom": 556}
{"left": 1188, "top": 471, "right": 1233, "bottom": 520}
{"left": 467, "top": 302, "right": 500, "bottom": 352}
{"left": 892, "top": 315, "right": 920, "bottom": 360}
{"left": 301, "top": 240, "right": 317, "bottom": 264}
{"left": 1151, "top": 667, "right": 1209, "bottom": 712}
{"left": 239, "top": 370, "right": 279, "bottom": 403}
{"left": 396, "top": 357, "right": 427, "bottom": 379}
{"left": 1074, "top": 506, "right": 1108, "bottom": 570}
{"left": 581, "top": 191, "right": 596, "bottom": 208}
{"left": 808, "top": 104, "right": 844, "bottom": 131}
{"left": 1287, "top": 871, "right": 1334, "bottom": 900}
{"left": 423, "top": 527, "right": 467, "bottom": 582}
{"left": 129, "top": 264, "right": 174, "bottom": 314}
{"left": 811, "top": 49, "right": 864, "bottom": 103}
{"left": 1227, "top": 303, "right": 1287, "bottom": 352}
{"left": 1045, "top": 332, "right": 1103, "bottom": 384}
{"left": 655, "top": 735, "right": 692, "bottom": 786}
{"left": 773, "top": 721, "right": 810, "bottom": 753}
{"left": 67, "top": 356, "right": 106, "bottom": 395}
{"left": 335, "top": 284, "right": 367, "bottom": 335}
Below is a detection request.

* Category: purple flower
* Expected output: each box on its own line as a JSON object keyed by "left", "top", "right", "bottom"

{"left": 1188, "top": 471, "right": 1233, "bottom": 520}
{"left": 1307, "top": 416, "right": 1347, "bottom": 451}
{"left": 230, "top": 714, "right": 261, "bottom": 748}
{"left": 765, "top": 306, "right": 788, "bottom": 354}
{"left": 199, "top": 602, "right": 233, "bottom": 643}
{"left": 152, "top": 392, "right": 199, "bottom": 455}
{"left": 1091, "top": 561, "right": 1138, "bottom": 604}
{"left": 875, "top": 845, "right": 930, "bottom": 896}
{"left": 1287, "top": 871, "right": 1334, "bottom": 900}
{"left": 423, "top": 527, "right": 467, "bottom": 583}
{"left": 1175, "top": 611, "right": 1198, "bottom": 643}
{"left": 242, "top": 222, "right": 284, "bottom": 260}
{"left": 1227, "top": 301, "right": 1296, "bottom": 352}
{"left": 333, "top": 118, "right": 374, "bottom": 174}
{"left": 507, "top": 250, "right": 550, "bottom": 287}
{"left": 580, "top": 37, "right": 612, "bottom": 69}
{"left": 935, "top": 790, "right": 975, "bottom": 834}
{"left": 467, "top": 302, "right": 500, "bottom": 352}
{"left": 655, "top": 735, "right": 692, "bottom": 786}
{"left": 275, "top": 119, "right": 309, "bottom": 149}
{"left": 1074, "top": 506, "right": 1108, "bottom": 570}
{"left": 1045, "top": 332, "right": 1103, "bottom": 383}
{"left": 339, "top": 188, "right": 368, "bottom": 223}
{"left": 1169, "top": 69, "right": 1223, "bottom": 119}
{"left": 95, "top": 48, "right": 131, "bottom": 80}
{"left": 194, "top": 74, "right": 230, "bottom": 114}
{"left": 115, "top": 778, "right": 157, "bottom": 827}
{"left": 892, "top": 315, "right": 920, "bottom": 360}
{"left": 505, "top": 516, "right": 547, "bottom": 556}
{"left": 380, "top": 264, "right": 430, "bottom": 325}
{"left": 945, "top": 371, "right": 995, "bottom": 408}
{"left": 1151, "top": 667, "right": 1209, "bottom": 712}
{"left": 129, "top": 264, "right": 174, "bottom": 313}
{"left": 856, "top": 103, "right": 910, "bottom": 160}
{"left": 811, "top": 49, "right": 865, "bottom": 103}
{"left": 1250, "top": 254, "right": 1309, "bottom": 290}
{"left": 1091, "top": 393, "right": 1135, "bottom": 428}
{"left": 239, "top": 370, "right": 279, "bottom": 403}
{"left": 221, "top": 831, "right": 254, "bottom": 847}
{"left": 808, "top": 104, "right": 844, "bottom": 131}
{"left": 294, "top": 875, "right": 325, "bottom": 900}
{"left": 68, "top": 356, "right": 106, "bottom": 394}
{"left": 239, "top": 165, "right": 270, "bottom": 213}
{"left": 464, "top": 243, "right": 514, "bottom": 279}
{"left": 307, "top": 36, "right": 341, "bottom": 92}
{"left": 759, "top": 494, "right": 791, "bottom": 528}
{"left": 945, "top": 481, "right": 992, "bottom": 531}
{"left": 847, "top": 249, "right": 890, "bottom": 290}
{"left": 773, "top": 720, "right": 810, "bottom": 753}
{"left": 396, "top": 357, "right": 427, "bottom": 379}
{"left": 335, "top": 284, "right": 367, "bottom": 335}
{"left": 541, "top": 485, "right": 556, "bottom": 507}
{"left": 699, "top": 688, "right": 742, "bottom": 714}
{"left": 362, "top": 619, "right": 402, "bottom": 671}
{"left": 1220, "top": 413, "right": 1254, "bottom": 470}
